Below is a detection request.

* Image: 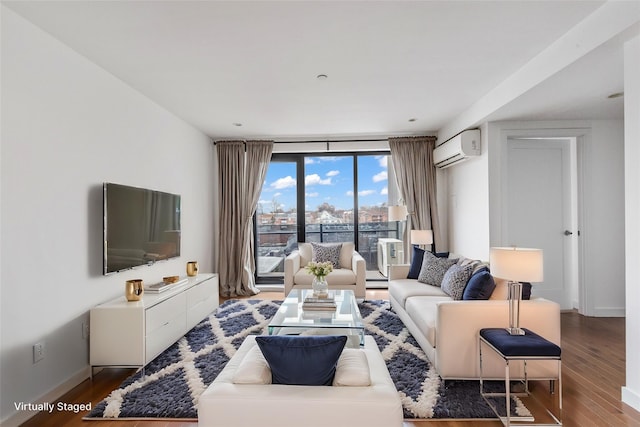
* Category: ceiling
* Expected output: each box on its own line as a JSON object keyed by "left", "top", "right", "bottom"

{"left": 3, "top": 1, "right": 636, "bottom": 140}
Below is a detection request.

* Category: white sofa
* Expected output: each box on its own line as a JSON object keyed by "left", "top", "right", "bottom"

{"left": 198, "top": 335, "right": 403, "bottom": 427}
{"left": 388, "top": 262, "right": 561, "bottom": 380}
{"left": 284, "top": 242, "right": 366, "bottom": 299}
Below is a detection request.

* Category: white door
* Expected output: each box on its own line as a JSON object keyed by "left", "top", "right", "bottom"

{"left": 504, "top": 138, "right": 576, "bottom": 310}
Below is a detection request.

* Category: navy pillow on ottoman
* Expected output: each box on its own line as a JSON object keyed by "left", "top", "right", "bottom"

{"left": 462, "top": 268, "right": 496, "bottom": 300}
{"left": 255, "top": 335, "right": 347, "bottom": 386}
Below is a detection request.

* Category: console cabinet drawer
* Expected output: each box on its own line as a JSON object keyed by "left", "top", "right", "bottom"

{"left": 146, "top": 313, "right": 187, "bottom": 361}
{"left": 146, "top": 292, "right": 186, "bottom": 334}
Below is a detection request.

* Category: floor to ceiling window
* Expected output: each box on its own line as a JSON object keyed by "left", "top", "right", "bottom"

{"left": 255, "top": 152, "right": 402, "bottom": 283}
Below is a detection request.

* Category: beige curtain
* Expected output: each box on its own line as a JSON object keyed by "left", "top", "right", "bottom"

{"left": 388, "top": 136, "right": 442, "bottom": 254}
{"left": 217, "top": 140, "right": 273, "bottom": 297}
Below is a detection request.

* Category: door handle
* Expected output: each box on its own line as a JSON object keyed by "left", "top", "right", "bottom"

{"left": 564, "top": 230, "right": 573, "bottom": 236}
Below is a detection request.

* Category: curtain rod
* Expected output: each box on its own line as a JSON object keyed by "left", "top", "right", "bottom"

{"left": 213, "top": 136, "right": 436, "bottom": 145}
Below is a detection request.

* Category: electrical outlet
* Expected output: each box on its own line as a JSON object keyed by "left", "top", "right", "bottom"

{"left": 82, "top": 322, "right": 89, "bottom": 339}
{"left": 33, "top": 343, "right": 45, "bottom": 363}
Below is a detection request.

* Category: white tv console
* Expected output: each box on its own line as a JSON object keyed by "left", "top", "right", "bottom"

{"left": 90, "top": 273, "right": 218, "bottom": 372}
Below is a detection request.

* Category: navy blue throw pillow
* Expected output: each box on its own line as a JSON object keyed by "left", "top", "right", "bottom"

{"left": 255, "top": 335, "right": 347, "bottom": 386}
{"left": 462, "top": 268, "right": 495, "bottom": 300}
{"left": 521, "top": 282, "right": 532, "bottom": 300}
{"left": 407, "top": 246, "right": 426, "bottom": 279}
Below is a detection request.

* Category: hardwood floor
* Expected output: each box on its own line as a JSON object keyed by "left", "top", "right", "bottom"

{"left": 20, "top": 290, "right": 640, "bottom": 427}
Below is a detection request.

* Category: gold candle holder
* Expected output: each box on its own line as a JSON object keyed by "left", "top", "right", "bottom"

{"left": 186, "top": 261, "right": 198, "bottom": 277}
{"left": 125, "top": 279, "right": 144, "bottom": 301}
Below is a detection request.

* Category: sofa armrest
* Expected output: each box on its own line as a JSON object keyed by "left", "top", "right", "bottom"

{"left": 388, "top": 264, "right": 410, "bottom": 280}
{"left": 435, "top": 298, "right": 561, "bottom": 379}
{"left": 352, "top": 251, "right": 366, "bottom": 299}
{"left": 284, "top": 250, "right": 301, "bottom": 295}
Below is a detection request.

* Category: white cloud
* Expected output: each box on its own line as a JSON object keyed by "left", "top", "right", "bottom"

{"left": 346, "top": 190, "right": 354, "bottom": 196}
{"left": 381, "top": 186, "right": 388, "bottom": 195}
{"left": 359, "top": 189, "right": 376, "bottom": 196}
{"left": 306, "top": 192, "right": 319, "bottom": 197}
{"left": 304, "top": 158, "right": 316, "bottom": 165}
{"left": 377, "top": 156, "right": 388, "bottom": 168}
{"left": 271, "top": 176, "right": 296, "bottom": 189}
{"left": 326, "top": 170, "right": 340, "bottom": 177}
{"left": 305, "top": 174, "right": 332, "bottom": 186}
{"left": 274, "top": 192, "right": 282, "bottom": 197}
{"left": 373, "top": 171, "right": 388, "bottom": 182}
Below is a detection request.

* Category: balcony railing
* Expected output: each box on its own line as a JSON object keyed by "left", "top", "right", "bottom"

{"left": 256, "top": 222, "right": 401, "bottom": 276}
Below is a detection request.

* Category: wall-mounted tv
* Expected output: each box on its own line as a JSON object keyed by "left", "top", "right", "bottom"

{"left": 103, "top": 183, "right": 181, "bottom": 274}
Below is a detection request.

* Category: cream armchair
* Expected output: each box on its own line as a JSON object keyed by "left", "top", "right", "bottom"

{"left": 284, "top": 242, "right": 366, "bottom": 299}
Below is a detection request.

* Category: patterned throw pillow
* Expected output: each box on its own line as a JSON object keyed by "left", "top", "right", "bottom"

{"left": 417, "top": 251, "right": 457, "bottom": 287}
{"left": 310, "top": 242, "right": 342, "bottom": 268}
{"left": 441, "top": 263, "right": 474, "bottom": 300}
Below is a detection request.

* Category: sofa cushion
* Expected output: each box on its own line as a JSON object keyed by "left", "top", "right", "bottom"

{"left": 311, "top": 242, "right": 342, "bottom": 268}
{"left": 339, "top": 242, "right": 355, "bottom": 269}
{"left": 408, "top": 247, "right": 449, "bottom": 279}
{"left": 417, "top": 251, "right": 457, "bottom": 286}
{"left": 232, "top": 345, "right": 272, "bottom": 385}
{"left": 298, "top": 243, "right": 313, "bottom": 267}
{"left": 389, "top": 279, "right": 449, "bottom": 308}
{"left": 441, "top": 263, "right": 474, "bottom": 300}
{"left": 294, "top": 268, "right": 356, "bottom": 287}
{"left": 407, "top": 246, "right": 425, "bottom": 279}
{"left": 405, "top": 296, "right": 450, "bottom": 347}
{"left": 462, "top": 269, "right": 496, "bottom": 300}
{"left": 255, "top": 335, "right": 347, "bottom": 386}
{"left": 333, "top": 348, "right": 371, "bottom": 387}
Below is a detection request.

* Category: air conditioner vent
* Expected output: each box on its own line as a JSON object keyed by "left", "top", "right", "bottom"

{"left": 433, "top": 129, "right": 481, "bottom": 168}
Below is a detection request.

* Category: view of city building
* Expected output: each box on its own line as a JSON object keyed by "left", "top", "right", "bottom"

{"left": 255, "top": 154, "right": 403, "bottom": 279}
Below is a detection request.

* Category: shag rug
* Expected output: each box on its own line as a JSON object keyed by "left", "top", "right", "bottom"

{"left": 86, "top": 299, "right": 530, "bottom": 420}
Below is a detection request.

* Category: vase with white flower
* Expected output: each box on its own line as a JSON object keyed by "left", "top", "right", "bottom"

{"left": 305, "top": 261, "right": 333, "bottom": 297}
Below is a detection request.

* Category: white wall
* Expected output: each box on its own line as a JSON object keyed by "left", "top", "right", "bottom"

{"left": 443, "top": 123, "right": 491, "bottom": 260}
{"left": 445, "top": 119, "right": 625, "bottom": 316}
{"left": 622, "top": 34, "right": 640, "bottom": 413}
{"left": 0, "top": 7, "right": 215, "bottom": 424}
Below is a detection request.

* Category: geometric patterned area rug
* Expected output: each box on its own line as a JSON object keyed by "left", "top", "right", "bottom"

{"left": 85, "top": 299, "right": 530, "bottom": 420}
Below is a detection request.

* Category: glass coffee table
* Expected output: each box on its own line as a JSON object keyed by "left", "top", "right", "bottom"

{"left": 268, "top": 289, "right": 365, "bottom": 348}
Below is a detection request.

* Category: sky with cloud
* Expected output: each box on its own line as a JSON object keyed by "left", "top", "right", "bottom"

{"left": 259, "top": 155, "right": 391, "bottom": 213}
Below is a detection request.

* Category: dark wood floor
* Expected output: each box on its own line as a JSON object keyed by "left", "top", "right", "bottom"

{"left": 19, "top": 290, "right": 640, "bottom": 427}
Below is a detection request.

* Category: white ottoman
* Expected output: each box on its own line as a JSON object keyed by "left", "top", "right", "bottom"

{"left": 198, "top": 335, "right": 403, "bottom": 427}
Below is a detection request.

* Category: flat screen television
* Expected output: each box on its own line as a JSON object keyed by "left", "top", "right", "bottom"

{"left": 103, "top": 183, "right": 181, "bottom": 274}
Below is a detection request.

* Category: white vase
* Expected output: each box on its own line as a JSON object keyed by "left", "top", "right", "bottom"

{"left": 312, "top": 276, "right": 329, "bottom": 297}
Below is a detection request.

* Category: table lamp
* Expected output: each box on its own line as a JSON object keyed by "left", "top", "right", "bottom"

{"left": 410, "top": 230, "right": 433, "bottom": 250}
{"left": 489, "top": 247, "right": 544, "bottom": 335}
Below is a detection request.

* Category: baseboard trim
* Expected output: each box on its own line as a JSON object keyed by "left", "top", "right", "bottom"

{"left": 1, "top": 366, "right": 90, "bottom": 427}
{"left": 622, "top": 386, "right": 640, "bottom": 412}
{"left": 593, "top": 307, "right": 626, "bottom": 317}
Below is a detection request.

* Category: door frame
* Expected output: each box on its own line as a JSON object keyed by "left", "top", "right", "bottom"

{"left": 493, "top": 125, "right": 591, "bottom": 315}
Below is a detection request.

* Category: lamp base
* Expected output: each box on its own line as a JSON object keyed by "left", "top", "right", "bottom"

{"left": 506, "top": 327, "right": 525, "bottom": 336}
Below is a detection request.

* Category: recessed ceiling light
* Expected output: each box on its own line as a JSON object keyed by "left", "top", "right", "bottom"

{"left": 607, "top": 92, "right": 624, "bottom": 99}
{"left": 232, "top": 123, "right": 243, "bottom": 127}
{"left": 316, "top": 74, "right": 328, "bottom": 80}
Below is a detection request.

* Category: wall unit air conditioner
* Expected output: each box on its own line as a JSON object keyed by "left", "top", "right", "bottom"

{"left": 433, "top": 129, "right": 481, "bottom": 168}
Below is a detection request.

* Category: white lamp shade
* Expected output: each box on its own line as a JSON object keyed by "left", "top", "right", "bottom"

{"left": 410, "top": 230, "right": 433, "bottom": 245}
{"left": 388, "top": 205, "right": 408, "bottom": 221}
{"left": 489, "top": 247, "right": 544, "bottom": 282}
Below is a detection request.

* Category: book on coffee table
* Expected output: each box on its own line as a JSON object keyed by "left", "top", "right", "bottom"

{"left": 302, "top": 301, "right": 337, "bottom": 311}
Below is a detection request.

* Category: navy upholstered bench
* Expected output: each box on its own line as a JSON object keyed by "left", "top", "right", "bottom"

{"left": 479, "top": 328, "right": 562, "bottom": 426}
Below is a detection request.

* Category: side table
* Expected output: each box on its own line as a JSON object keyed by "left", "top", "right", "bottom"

{"left": 479, "top": 328, "right": 562, "bottom": 426}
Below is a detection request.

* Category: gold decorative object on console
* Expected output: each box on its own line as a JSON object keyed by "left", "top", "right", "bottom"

{"left": 163, "top": 276, "right": 180, "bottom": 283}
{"left": 125, "top": 279, "right": 144, "bottom": 301}
{"left": 186, "top": 261, "right": 199, "bottom": 277}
